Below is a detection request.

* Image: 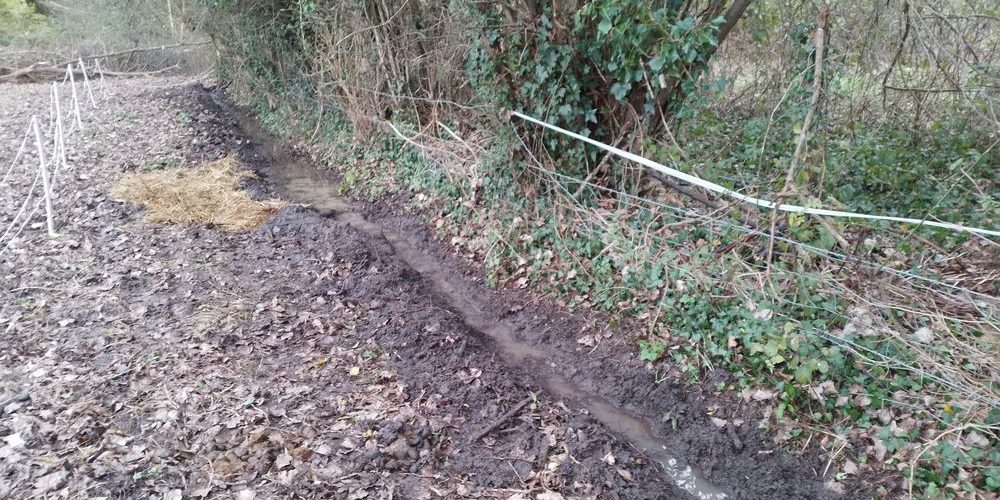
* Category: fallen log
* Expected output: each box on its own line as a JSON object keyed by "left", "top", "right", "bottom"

{"left": 0, "top": 41, "right": 211, "bottom": 82}
{"left": 1, "top": 63, "right": 181, "bottom": 83}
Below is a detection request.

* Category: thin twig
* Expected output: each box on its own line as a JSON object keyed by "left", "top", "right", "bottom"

{"left": 470, "top": 397, "right": 531, "bottom": 442}
{"left": 882, "top": 1, "right": 911, "bottom": 107}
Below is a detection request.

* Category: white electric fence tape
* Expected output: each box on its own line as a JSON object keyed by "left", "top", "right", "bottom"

{"left": 3, "top": 61, "right": 93, "bottom": 251}
{"left": 1, "top": 127, "right": 30, "bottom": 186}
{"left": 510, "top": 111, "right": 1000, "bottom": 238}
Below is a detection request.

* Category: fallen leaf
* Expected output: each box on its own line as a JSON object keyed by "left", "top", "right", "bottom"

{"left": 824, "top": 480, "right": 845, "bottom": 494}
{"left": 236, "top": 491, "right": 256, "bottom": 500}
{"left": 965, "top": 431, "right": 989, "bottom": 449}
{"left": 347, "top": 489, "right": 370, "bottom": 500}
{"left": 3, "top": 433, "right": 25, "bottom": 447}
{"left": 872, "top": 439, "right": 888, "bottom": 462}
{"left": 190, "top": 484, "right": 212, "bottom": 498}
{"left": 536, "top": 493, "right": 565, "bottom": 500}
{"left": 616, "top": 468, "right": 634, "bottom": 481}
{"left": 33, "top": 469, "right": 67, "bottom": 494}
{"left": 843, "top": 460, "right": 858, "bottom": 475}
{"left": 274, "top": 449, "right": 293, "bottom": 469}
{"left": 742, "top": 388, "right": 776, "bottom": 401}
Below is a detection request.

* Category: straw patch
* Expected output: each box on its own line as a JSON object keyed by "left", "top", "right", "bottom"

{"left": 112, "top": 157, "right": 285, "bottom": 232}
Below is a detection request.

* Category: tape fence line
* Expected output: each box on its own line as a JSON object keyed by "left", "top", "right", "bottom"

{"left": 510, "top": 127, "right": 999, "bottom": 407}
{"left": 1, "top": 125, "right": 31, "bottom": 186}
{"left": 2, "top": 63, "right": 102, "bottom": 253}
{"left": 78, "top": 58, "right": 97, "bottom": 107}
{"left": 511, "top": 130, "right": 997, "bottom": 306}
{"left": 510, "top": 111, "right": 1000, "bottom": 239}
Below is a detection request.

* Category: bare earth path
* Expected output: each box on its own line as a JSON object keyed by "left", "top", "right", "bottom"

{"left": 0, "top": 78, "right": 856, "bottom": 499}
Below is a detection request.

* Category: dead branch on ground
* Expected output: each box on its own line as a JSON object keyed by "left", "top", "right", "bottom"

{"left": 0, "top": 42, "right": 211, "bottom": 82}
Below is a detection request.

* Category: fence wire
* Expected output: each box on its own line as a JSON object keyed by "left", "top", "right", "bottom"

{"left": 1, "top": 59, "right": 100, "bottom": 256}
{"left": 510, "top": 125, "right": 999, "bottom": 408}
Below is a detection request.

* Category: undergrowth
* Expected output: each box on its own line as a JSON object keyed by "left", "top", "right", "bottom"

{"left": 201, "top": 0, "right": 999, "bottom": 497}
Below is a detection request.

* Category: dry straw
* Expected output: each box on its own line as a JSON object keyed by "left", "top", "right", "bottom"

{"left": 112, "top": 156, "right": 285, "bottom": 232}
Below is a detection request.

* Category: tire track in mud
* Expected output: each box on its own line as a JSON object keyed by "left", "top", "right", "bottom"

{"left": 195, "top": 84, "right": 858, "bottom": 500}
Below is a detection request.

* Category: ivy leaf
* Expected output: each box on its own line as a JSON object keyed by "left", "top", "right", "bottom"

{"left": 670, "top": 16, "right": 697, "bottom": 37}
{"left": 986, "top": 408, "right": 1000, "bottom": 425}
{"left": 649, "top": 55, "right": 666, "bottom": 72}
{"left": 684, "top": 45, "right": 699, "bottom": 63}
{"left": 610, "top": 82, "right": 630, "bottom": 101}
{"left": 598, "top": 18, "right": 613, "bottom": 35}
{"left": 794, "top": 364, "right": 814, "bottom": 384}
{"left": 638, "top": 340, "right": 665, "bottom": 362}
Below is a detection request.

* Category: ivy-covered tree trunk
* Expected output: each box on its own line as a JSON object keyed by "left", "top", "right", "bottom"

{"left": 481, "top": 0, "right": 753, "bottom": 178}
{"left": 655, "top": 0, "right": 753, "bottom": 120}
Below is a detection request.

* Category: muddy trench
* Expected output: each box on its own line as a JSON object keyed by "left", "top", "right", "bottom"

{"left": 200, "top": 86, "right": 854, "bottom": 500}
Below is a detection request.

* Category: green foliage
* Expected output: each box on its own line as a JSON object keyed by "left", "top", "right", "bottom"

{"left": 468, "top": 0, "right": 728, "bottom": 181}
{"left": 0, "top": 0, "right": 47, "bottom": 45}
{"left": 680, "top": 100, "right": 999, "bottom": 246}
{"left": 2, "top": 0, "right": 211, "bottom": 72}
{"left": 638, "top": 339, "right": 666, "bottom": 361}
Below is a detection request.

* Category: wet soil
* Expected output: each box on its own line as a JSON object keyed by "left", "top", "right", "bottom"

{"left": 0, "top": 78, "right": 862, "bottom": 499}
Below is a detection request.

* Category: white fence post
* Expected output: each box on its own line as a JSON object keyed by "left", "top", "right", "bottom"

{"left": 30, "top": 116, "right": 57, "bottom": 238}
{"left": 78, "top": 57, "right": 97, "bottom": 107}
{"left": 95, "top": 58, "right": 108, "bottom": 97}
{"left": 52, "top": 83, "right": 66, "bottom": 169}
{"left": 66, "top": 64, "right": 83, "bottom": 130}
{"left": 49, "top": 82, "right": 56, "bottom": 128}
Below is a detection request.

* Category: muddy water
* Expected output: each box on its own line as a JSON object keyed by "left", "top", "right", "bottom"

{"left": 233, "top": 108, "right": 727, "bottom": 499}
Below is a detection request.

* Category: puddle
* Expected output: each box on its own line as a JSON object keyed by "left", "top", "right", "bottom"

{"left": 226, "top": 99, "right": 728, "bottom": 500}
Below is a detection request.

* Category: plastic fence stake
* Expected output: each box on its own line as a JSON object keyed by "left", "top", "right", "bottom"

{"left": 79, "top": 58, "right": 97, "bottom": 107}
{"left": 31, "top": 116, "right": 57, "bottom": 237}
{"left": 67, "top": 64, "right": 83, "bottom": 130}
